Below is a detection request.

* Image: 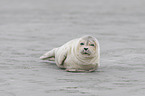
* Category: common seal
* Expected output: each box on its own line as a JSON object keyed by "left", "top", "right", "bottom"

{"left": 40, "top": 35, "right": 100, "bottom": 72}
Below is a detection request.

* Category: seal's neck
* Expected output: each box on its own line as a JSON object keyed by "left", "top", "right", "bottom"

{"left": 72, "top": 46, "right": 98, "bottom": 65}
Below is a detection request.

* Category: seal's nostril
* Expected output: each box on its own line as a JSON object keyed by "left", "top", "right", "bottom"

{"left": 84, "top": 48, "right": 88, "bottom": 50}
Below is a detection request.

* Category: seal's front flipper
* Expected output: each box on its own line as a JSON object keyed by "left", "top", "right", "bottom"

{"left": 55, "top": 48, "right": 67, "bottom": 68}
{"left": 40, "top": 48, "right": 57, "bottom": 60}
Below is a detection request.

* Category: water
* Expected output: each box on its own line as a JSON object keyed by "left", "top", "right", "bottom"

{"left": 0, "top": 0, "right": 145, "bottom": 96}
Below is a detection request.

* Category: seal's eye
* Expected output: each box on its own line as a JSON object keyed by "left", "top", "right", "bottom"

{"left": 80, "top": 43, "right": 84, "bottom": 45}
{"left": 90, "top": 44, "right": 95, "bottom": 46}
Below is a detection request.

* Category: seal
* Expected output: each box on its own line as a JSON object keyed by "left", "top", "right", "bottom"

{"left": 40, "top": 35, "right": 100, "bottom": 72}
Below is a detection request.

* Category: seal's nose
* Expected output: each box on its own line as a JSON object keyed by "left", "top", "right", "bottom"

{"left": 84, "top": 48, "right": 88, "bottom": 50}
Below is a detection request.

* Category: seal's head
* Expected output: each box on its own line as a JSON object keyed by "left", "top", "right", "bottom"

{"left": 76, "top": 35, "right": 99, "bottom": 58}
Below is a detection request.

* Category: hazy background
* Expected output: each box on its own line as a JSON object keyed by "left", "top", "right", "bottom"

{"left": 0, "top": 0, "right": 145, "bottom": 96}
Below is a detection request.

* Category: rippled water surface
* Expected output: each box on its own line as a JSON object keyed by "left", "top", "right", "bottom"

{"left": 0, "top": 0, "right": 145, "bottom": 96}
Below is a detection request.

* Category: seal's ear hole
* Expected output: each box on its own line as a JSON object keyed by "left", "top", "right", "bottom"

{"left": 90, "top": 44, "right": 95, "bottom": 46}
{"left": 80, "top": 43, "right": 84, "bottom": 45}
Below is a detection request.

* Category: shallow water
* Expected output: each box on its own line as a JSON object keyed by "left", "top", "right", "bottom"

{"left": 0, "top": 0, "right": 145, "bottom": 96}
